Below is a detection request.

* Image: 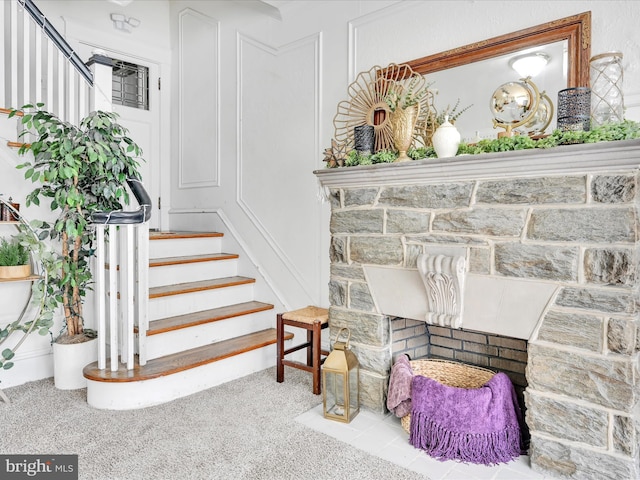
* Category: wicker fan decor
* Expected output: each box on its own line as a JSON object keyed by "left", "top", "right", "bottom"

{"left": 332, "top": 63, "right": 433, "bottom": 153}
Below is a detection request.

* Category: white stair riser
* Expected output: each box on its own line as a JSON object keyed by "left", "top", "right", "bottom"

{"left": 144, "top": 310, "right": 275, "bottom": 359}
{"left": 150, "top": 236, "right": 222, "bottom": 258}
{"left": 149, "top": 284, "right": 254, "bottom": 320}
{"left": 86, "top": 342, "right": 291, "bottom": 410}
{"left": 149, "top": 258, "right": 238, "bottom": 288}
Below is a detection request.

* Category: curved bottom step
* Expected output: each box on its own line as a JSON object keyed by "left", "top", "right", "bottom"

{"left": 84, "top": 328, "right": 293, "bottom": 410}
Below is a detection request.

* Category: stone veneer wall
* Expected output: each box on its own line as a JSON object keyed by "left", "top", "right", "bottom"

{"left": 318, "top": 141, "right": 640, "bottom": 479}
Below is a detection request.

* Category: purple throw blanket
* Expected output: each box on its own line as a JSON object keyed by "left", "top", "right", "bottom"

{"left": 387, "top": 355, "right": 413, "bottom": 417}
{"left": 409, "top": 372, "right": 523, "bottom": 465}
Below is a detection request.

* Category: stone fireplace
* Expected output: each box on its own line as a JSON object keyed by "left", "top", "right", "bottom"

{"left": 315, "top": 139, "right": 640, "bottom": 479}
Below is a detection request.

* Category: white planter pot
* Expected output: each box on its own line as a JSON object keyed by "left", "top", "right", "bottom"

{"left": 53, "top": 337, "right": 98, "bottom": 390}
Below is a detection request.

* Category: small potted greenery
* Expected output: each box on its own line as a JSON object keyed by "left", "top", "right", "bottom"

{"left": 0, "top": 236, "right": 31, "bottom": 279}
{"left": 11, "top": 103, "right": 143, "bottom": 388}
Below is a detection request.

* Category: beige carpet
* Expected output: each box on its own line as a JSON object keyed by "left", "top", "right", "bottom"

{"left": 1, "top": 367, "right": 428, "bottom": 480}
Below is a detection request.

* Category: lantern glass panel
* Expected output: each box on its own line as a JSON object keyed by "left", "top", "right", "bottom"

{"left": 324, "top": 370, "right": 346, "bottom": 418}
{"left": 348, "top": 366, "right": 359, "bottom": 418}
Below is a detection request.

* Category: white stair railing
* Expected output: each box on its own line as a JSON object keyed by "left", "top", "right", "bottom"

{"left": 2, "top": 0, "right": 152, "bottom": 372}
{"left": 93, "top": 179, "right": 152, "bottom": 371}
{"left": 2, "top": 0, "right": 92, "bottom": 123}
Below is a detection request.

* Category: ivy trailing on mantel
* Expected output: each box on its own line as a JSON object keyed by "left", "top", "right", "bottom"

{"left": 329, "top": 120, "right": 640, "bottom": 168}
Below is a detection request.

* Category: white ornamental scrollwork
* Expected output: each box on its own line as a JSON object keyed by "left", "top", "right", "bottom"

{"left": 417, "top": 254, "right": 466, "bottom": 328}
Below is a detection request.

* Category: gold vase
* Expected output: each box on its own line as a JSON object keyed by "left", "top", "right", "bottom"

{"left": 389, "top": 104, "right": 420, "bottom": 162}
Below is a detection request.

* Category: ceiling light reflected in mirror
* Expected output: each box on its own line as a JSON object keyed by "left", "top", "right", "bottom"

{"left": 509, "top": 52, "right": 550, "bottom": 78}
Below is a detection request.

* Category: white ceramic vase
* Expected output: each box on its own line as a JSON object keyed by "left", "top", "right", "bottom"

{"left": 432, "top": 116, "right": 461, "bottom": 158}
{"left": 53, "top": 337, "right": 98, "bottom": 390}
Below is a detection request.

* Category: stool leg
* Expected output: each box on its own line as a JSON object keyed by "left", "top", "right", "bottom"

{"left": 276, "top": 314, "right": 284, "bottom": 383}
{"left": 306, "top": 328, "right": 313, "bottom": 367}
{"left": 312, "top": 320, "right": 321, "bottom": 395}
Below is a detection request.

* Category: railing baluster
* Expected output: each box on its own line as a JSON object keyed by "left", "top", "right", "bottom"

{"left": 117, "top": 227, "right": 126, "bottom": 363}
{"left": 46, "top": 40, "right": 54, "bottom": 109}
{"left": 67, "top": 63, "right": 76, "bottom": 125}
{"left": 108, "top": 224, "right": 118, "bottom": 371}
{"left": 34, "top": 21, "right": 43, "bottom": 105}
{"left": 56, "top": 50, "right": 64, "bottom": 120}
{"left": 125, "top": 225, "right": 135, "bottom": 369}
{"left": 10, "top": 1, "right": 18, "bottom": 107}
{"left": 0, "top": 2, "right": 6, "bottom": 107}
{"left": 78, "top": 77, "right": 88, "bottom": 121}
{"left": 137, "top": 223, "right": 149, "bottom": 366}
{"left": 96, "top": 225, "right": 106, "bottom": 370}
{"left": 21, "top": 4, "right": 30, "bottom": 108}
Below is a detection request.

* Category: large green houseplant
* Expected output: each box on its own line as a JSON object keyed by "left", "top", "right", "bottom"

{"left": 11, "top": 104, "right": 143, "bottom": 346}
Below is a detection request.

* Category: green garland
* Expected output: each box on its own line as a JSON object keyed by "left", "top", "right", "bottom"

{"left": 334, "top": 120, "right": 640, "bottom": 168}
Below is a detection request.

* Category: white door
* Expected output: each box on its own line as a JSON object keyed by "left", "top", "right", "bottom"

{"left": 77, "top": 43, "right": 162, "bottom": 230}
{"left": 111, "top": 59, "right": 161, "bottom": 230}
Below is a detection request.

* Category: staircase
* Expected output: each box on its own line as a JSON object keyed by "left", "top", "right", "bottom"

{"left": 1, "top": 2, "right": 295, "bottom": 402}
{"left": 83, "top": 231, "right": 292, "bottom": 410}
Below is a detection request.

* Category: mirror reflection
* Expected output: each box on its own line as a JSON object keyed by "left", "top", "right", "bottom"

{"left": 427, "top": 40, "right": 566, "bottom": 142}
{"left": 402, "top": 12, "right": 591, "bottom": 144}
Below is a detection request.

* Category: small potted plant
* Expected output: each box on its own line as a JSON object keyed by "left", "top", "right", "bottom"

{"left": 0, "top": 236, "right": 31, "bottom": 279}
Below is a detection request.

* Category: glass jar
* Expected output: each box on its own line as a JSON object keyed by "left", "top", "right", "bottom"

{"left": 590, "top": 52, "right": 624, "bottom": 127}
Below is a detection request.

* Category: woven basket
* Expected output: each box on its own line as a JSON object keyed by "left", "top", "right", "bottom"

{"left": 400, "top": 359, "right": 495, "bottom": 434}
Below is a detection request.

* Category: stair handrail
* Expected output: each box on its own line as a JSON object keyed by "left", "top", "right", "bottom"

{"left": 91, "top": 178, "right": 153, "bottom": 225}
{"left": 19, "top": 0, "right": 93, "bottom": 86}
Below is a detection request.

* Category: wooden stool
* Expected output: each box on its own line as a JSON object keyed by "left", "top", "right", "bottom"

{"left": 276, "top": 306, "right": 329, "bottom": 395}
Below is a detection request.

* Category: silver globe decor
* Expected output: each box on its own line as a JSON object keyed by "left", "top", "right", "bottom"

{"left": 516, "top": 92, "right": 554, "bottom": 136}
{"left": 490, "top": 78, "right": 542, "bottom": 137}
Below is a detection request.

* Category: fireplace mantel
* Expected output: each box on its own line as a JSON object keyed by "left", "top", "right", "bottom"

{"left": 316, "top": 139, "right": 640, "bottom": 479}
{"left": 315, "top": 139, "right": 640, "bottom": 187}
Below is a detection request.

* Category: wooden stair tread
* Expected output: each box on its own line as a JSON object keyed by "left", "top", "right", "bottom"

{"left": 149, "top": 276, "right": 255, "bottom": 299}
{"left": 149, "top": 253, "right": 238, "bottom": 268}
{"left": 83, "top": 328, "right": 293, "bottom": 382}
{"left": 150, "top": 231, "right": 223, "bottom": 240}
{"left": 144, "top": 301, "right": 274, "bottom": 335}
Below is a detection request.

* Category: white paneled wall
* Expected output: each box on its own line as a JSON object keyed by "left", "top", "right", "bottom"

{"left": 237, "top": 31, "right": 322, "bottom": 304}
{"left": 178, "top": 9, "right": 220, "bottom": 189}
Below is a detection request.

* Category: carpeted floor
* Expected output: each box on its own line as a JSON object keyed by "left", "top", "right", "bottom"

{"left": 1, "top": 367, "right": 428, "bottom": 480}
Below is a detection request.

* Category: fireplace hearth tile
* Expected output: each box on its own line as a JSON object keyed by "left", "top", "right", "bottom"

{"left": 296, "top": 405, "right": 548, "bottom": 479}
